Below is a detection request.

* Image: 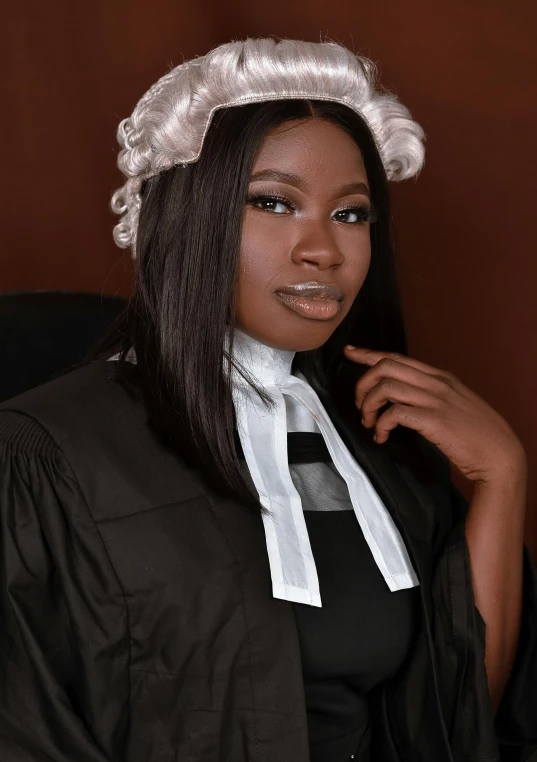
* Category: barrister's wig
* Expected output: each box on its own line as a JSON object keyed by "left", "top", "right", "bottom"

{"left": 110, "top": 37, "right": 425, "bottom": 258}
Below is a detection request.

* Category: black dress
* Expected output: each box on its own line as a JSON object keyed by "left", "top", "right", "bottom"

{"left": 240, "top": 432, "right": 421, "bottom": 762}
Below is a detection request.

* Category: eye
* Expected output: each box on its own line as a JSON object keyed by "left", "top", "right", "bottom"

{"left": 246, "top": 192, "right": 378, "bottom": 224}
{"left": 333, "top": 204, "right": 377, "bottom": 225}
{"left": 247, "top": 194, "right": 295, "bottom": 214}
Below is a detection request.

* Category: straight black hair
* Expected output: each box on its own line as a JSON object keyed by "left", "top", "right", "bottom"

{"left": 95, "top": 99, "right": 446, "bottom": 515}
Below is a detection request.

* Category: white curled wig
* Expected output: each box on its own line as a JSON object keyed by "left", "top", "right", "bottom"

{"left": 111, "top": 37, "right": 425, "bottom": 258}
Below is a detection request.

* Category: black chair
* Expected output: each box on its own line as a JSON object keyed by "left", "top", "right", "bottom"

{"left": 0, "top": 291, "right": 128, "bottom": 403}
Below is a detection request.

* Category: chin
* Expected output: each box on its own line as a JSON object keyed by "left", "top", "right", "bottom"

{"left": 257, "top": 325, "right": 338, "bottom": 353}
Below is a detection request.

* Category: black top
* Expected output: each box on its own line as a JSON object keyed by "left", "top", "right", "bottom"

{"left": 239, "top": 432, "right": 421, "bottom": 762}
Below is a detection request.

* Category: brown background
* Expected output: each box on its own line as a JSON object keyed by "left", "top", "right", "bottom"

{"left": 3, "top": 1, "right": 537, "bottom": 557}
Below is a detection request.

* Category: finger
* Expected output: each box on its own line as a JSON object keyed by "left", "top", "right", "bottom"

{"left": 354, "top": 358, "right": 454, "bottom": 411}
{"left": 344, "top": 346, "right": 453, "bottom": 379}
{"left": 359, "top": 378, "right": 440, "bottom": 428}
{"left": 374, "top": 403, "right": 432, "bottom": 444}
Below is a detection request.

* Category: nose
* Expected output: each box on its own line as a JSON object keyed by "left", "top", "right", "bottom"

{"left": 290, "top": 219, "right": 345, "bottom": 269}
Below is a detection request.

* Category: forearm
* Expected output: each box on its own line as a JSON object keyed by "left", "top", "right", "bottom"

{"left": 464, "top": 451, "right": 528, "bottom": 716}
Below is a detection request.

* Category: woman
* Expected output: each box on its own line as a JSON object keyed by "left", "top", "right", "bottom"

{"left": 0, "top": 38, "right": 536, "bottom": 762}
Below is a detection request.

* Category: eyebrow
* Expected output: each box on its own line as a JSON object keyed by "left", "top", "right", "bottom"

{"left": 250, "top": 169, "right": 371, "bottom": 200}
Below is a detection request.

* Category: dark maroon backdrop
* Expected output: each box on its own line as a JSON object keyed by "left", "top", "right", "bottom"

{"left": 3, "top": 0, "right": 536, "bottom": 556}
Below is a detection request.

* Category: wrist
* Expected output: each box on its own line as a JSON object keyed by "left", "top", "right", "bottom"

{"left": 474, "top": 442, "right": 527, "bottom": 491}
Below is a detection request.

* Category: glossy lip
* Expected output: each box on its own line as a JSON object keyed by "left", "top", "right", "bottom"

{"left": 274, "top": 291, "right": 343, "bottom": 321}
{"left": 275, "top": 281, "right": 344, "bottom": 301}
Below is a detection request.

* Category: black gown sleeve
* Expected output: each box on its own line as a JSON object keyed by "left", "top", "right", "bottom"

{"left": 435, "top": 472, "right": 537, "bottom": 760}
{"left": 0, "top": 412, "right": 129, "bottom": 761}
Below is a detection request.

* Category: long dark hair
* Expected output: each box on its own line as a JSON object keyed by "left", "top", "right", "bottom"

{"left": 95, "top": 100, "right": 445, "bottom": 515}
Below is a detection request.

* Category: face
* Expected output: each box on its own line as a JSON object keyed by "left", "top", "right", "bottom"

{"left": 235, "top": 117, "right": 374, "bottom": 352}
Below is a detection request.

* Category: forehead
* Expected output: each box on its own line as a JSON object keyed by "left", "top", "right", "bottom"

{"left": 251, "top": 118, "right": 367, "bottom": 179}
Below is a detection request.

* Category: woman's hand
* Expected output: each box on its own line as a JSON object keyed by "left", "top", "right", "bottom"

{"left": 343, "top": 346, "right": 526, "bottom": 486}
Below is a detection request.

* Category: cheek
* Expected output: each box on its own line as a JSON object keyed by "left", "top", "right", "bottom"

{"left": 340, "top": 236, "right": 372, "bottom": 294}
{"left": 234, "top": 248, "right": 283, "bottom": 336}
{"left": 238, "top": 214, "right": 287, "bottom": 293}
{"left": 236, "top": 258, "right": 271, "bottom": 318}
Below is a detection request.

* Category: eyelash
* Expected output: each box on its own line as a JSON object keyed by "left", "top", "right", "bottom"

{"left": 246, "top": 192, "right": 378, "bottom": 225}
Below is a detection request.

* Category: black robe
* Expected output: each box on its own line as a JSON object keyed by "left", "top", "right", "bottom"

{"left": 0, "top": 361, "right": 536, "bottom": 761}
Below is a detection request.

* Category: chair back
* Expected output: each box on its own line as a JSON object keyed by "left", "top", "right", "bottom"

{"left": 0, "top": 290, "right": 127, "bottom": 402}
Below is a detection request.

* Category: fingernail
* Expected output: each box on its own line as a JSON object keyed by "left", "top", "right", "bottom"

{"left": 345, "top": 344, "right": 356, "bottom": 349}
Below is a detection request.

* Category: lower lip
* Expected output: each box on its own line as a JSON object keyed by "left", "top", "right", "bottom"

{"left": 275, "top": 292, "right": 343, "bottom": 320}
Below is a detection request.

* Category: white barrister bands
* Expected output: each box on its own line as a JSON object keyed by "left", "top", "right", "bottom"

{"left": 109, "top": 328, "right": 420, "bottom": 607}
{"left": 228, "top": 329, "right": 419, "bottom": 607}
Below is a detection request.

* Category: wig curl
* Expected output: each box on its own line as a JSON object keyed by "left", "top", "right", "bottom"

{"left": 111, "top": 37, "right": 425, "bottom": 257}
